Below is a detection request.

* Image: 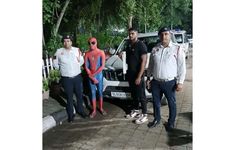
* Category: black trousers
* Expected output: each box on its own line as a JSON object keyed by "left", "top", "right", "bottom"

{"left": 61, "top": 74, "right": 84, "bottom": 120}
{"left": 128, "top": 74, "right": 147, "bottom": 114}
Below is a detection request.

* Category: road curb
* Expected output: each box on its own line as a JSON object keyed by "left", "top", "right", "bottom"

{"left": 43, "top": 109, "right": 67, "bottom": 133}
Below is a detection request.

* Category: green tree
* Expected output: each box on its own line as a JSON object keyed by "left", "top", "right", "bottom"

{"left": 160, "top": 0, "right": 192, "bottom": 31}
{"left": 43, "top": 0, "right": 192, "bottom": 57}
{"left": 43, "top": 0, "right": 72, "bottom": 57}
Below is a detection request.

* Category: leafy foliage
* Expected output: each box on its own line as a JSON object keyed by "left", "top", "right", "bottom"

{"left": 43, "top": 0, "right": 192, "bottom": 57}
{"left": 77, "top": 33, "right": 124, "bottom": 52}
{"left": 42, "top": 69, "right": 61, "bottom": 92}
{"left": 44, "top": 35, "right": 62, "bottom": 57}
{"left": 76, "top": 34, "right": 91, "bottom": 52}
{"left": 48, "top": 69, "right": 61, "bottom": 85}
{"left": 43, "top": 78, "right": 49, "bottom": 91}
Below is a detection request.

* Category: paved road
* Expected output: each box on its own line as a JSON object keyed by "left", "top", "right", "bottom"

{"left": 43, "top": 56, "right": 192, "bottom": 150}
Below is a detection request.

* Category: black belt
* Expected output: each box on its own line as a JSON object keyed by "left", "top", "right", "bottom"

{"left": 154, "top": 77, "right": 175, "bottom": 82}
{"left": 62, "top": 73, "right": 81, "bottom": 79}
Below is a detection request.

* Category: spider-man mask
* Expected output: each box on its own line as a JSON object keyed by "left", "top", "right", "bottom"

{"left": 88, "top": 37, "right": 97, "bottom": 50}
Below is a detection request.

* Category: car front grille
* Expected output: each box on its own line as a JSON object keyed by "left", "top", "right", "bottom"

{"left": 103, "top": 69, "right": 127, "bottom": 81}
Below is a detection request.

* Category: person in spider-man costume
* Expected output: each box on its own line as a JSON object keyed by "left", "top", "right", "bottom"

{"left": 84, "top": 37, "right": 107, "bottom": 118}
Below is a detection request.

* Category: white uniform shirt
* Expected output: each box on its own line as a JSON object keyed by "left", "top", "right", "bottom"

{"left": 53, "top": 47, "right": 84, "bottom": 77}
{"left": 147, "top": 41, "right": 186, "bottom": 84}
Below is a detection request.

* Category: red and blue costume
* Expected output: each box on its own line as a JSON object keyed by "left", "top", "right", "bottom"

{"left": 84, "top": 37, "right": 106, "bottom": 118}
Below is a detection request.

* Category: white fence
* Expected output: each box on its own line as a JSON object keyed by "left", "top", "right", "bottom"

{"left": 42, "top": 57, "right": 54, "bottom": 79}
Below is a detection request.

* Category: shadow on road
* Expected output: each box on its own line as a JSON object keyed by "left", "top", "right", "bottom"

{"left": 178, "top": 112, "right": 192, "bottom": 122}
{"left": 50, "top": 86, "right": 67, "bottom": 107}
{"left": 49, "top": 83, "right": 92, "bottom": 113}
{"left": 166, "top": 127, "right": 192, "bottom": 146}
{"left": 104, "top": 98, "right": 133, "bottom": 114}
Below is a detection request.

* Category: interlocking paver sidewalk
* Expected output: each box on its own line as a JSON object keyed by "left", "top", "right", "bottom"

{"left": 43, "top": 97, "right": 65, "bottom": 118}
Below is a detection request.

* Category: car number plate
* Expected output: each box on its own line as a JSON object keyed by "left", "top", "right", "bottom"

{"left": 111, "top": 92, "right": 131, "bottom": 98}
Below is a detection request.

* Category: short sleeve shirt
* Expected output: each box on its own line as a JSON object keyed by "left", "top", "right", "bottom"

{"left": 126, "top": 40, "right": 147, "bottom": 75}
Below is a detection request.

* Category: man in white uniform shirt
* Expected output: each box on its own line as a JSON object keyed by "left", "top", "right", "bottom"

{"left": 53, "top": 35, "right": 87, "bottom": 123}
{"left": 146, "top": 27, "right": 186, "bottom": 131}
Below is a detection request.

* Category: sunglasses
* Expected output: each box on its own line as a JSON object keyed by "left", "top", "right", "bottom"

{"left": 88, "top": 41, "right": 96, "bottom": 45}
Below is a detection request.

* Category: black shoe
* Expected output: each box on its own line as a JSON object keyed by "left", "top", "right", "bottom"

{"left": 68, "top": 118, "right": 74, "bottom": 123}
{"left": 147, "top": 120, "right": 160, "bottom": 128}
{"left": 164, "top": 123, "right": 174, "bottom": 132}
{"left": 68, "top": 119, "right": 73, "bottom": 123}
{"left": 79, "top": 112, "right": 88, "bottom": 119}
{"left": 68, "top": 115, "right": 75, "bottom": 123}
{"left": 100, "top": 109, "right": 107, "bottom": 116}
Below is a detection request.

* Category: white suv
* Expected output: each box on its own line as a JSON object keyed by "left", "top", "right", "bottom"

{"left": 103, "top": 31, "right": 190, "bottom": 101}
{"left": 83, "top": 31, "right": 188, "bottom": 102}
{"left": 103, "top": 32, "right": 172, "bottom": 102}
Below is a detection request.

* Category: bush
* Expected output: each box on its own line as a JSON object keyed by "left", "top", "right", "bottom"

{"left": 42, "top": 78, "right": 49, "bottom": 92}
{"left": 48, "top": 69, "right": 61, "bottom": 85}
{"left": 42, "top": 69, "right": 61, "bottom": 92}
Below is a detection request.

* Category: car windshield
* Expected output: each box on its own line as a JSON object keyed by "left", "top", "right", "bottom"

{"left": 118, "top": 36, "right": 159, "bottom": 54}
{"left": 174, "top": 34, "right": 183, "bottom": 44}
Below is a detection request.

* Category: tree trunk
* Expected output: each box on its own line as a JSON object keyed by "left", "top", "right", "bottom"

{"left": 42, "top": 31, "right": 45, "bottom": 48}
{"left": 53, "top": 0, "right": 70, "bottom": 36}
